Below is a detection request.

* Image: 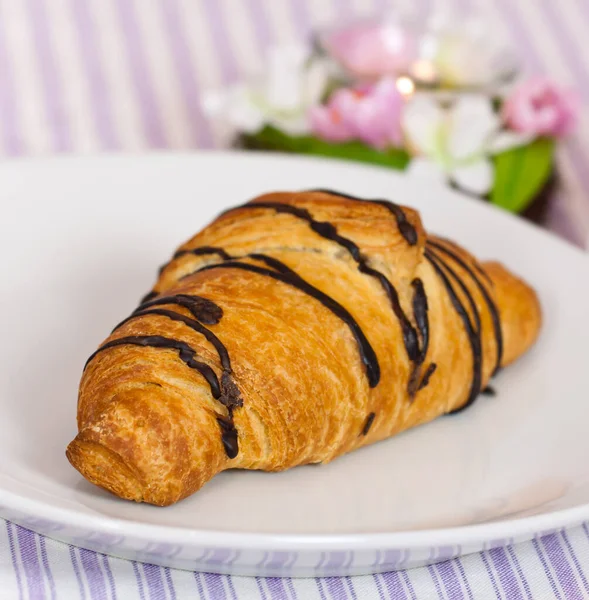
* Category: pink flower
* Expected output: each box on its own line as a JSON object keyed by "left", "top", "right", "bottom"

{"left": 322, "top": 24, "right": 416, "bottom": 79}
{"left": 503, "top": 77, "right": 579, "bottom": 137}
{"left": 310, "top": 78, "right": 405, "bottom": 149}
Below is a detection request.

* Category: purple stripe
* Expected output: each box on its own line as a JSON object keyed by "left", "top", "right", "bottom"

{"left": 205, "top": 572, "right": 228, "bottom": 599}
{"left": 265, "top": 577, "right": 289, "bottom": 600}
{"left": 381, "top": 570, "right": 409, "bottom": 600}
{"left": 101, "top": 554, "right": 117, "bottom": 600}
{"left": 427, "top": 565, "right": 446, "bottom": 600}
{"left": 480, "top": 552, "right": 502, "bottom": 600}
{"left": 227, "top": 576, "right": 239, "bottom": 600}
{"left": 400, "top": 571, "right": 417, "bottom": 600}
{"left": 536, "top": 0, "right": 589, "bottom": 100}
{"left": 344, "top": 577, "right": 358, "bottom": 600}
{"left": 6, "top": 522, "right": 24, "bottom": 600}
{"left": 507, "top": 546, "right": 533, "bottom": 600}
{"left": 453, "top": 558, "right": 475, "bottom": 600}
{"left": 561, "top": 531, "right": 589, "bottom": 594}
{"left": 164, "top": 567, "right": 177, "bottom": 600}
{"left": 488, "top": 548, "right": 524, "bottom": 600}
{"left": 542, "top": 533, "right": 583, "bottom": 599}
{"left": 114, "top": 0, "right": 167, "bottom": 147}
{"left": 38, "top": 537, "right": 55, "bottom": 600}
{"left": 532, "top": 538, "right": 562, "bottom": 600}
{"left": 286, "top": 578, "right": 298, "bottom": 600}
{"left": 142, "top": 563, "right": 167, "bottom": 600}
{"left": 16, "top": 527, "right": 46, "bottom": 600}
{"left": 372, "top": 574, "right": 387, "bottom": 600}
{"left": 25, "top": 0, "right": 72, "bottom": 151}
{"left": 158, "top": 0, "right": 214, "bottom": 148}
{"left": 435, "top": 560, "right": 465, "bottom": 600}
{"left": 200, "top": 0, "right": 240, "bottom": 83}
{"left": 70, "top": 0, "right": 119, "bottom": 149}
{"left": 288, "top": 0, "right": 311, "bottom": 37}
{"left": 0, "top": 14, "right": 23, "bottom": 154}
{"left": 325, "top": 576, "right": 350, "bottom": 600}
{"left": 316, "top": 579, "right": 328, "bottom": 600}
{"left": 132, "top": 562, "right": 146, "bottom": 600}
{"left": 257, "top": 577, "right": 269, "bottom": 600}
{"left": 69, "top": 547, "right": 87, "bottom": 600}
{"left": 193, "top": 573, "right": 206, "bottom": 599}
{"left": 79, "top": 547, "right": 108, "bottom": 600}
{"left": 245, "top": 0, "right": 274, "bottom": 47}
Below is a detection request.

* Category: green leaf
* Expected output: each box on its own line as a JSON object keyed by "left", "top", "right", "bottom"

{"left": 491, "top": 138, "right": 555, "bottom": 213}
{"left": 240, "top": 125, "right": 410, "bottom": 171}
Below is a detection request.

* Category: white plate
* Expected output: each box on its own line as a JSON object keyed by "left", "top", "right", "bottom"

{"left": 1, "top": 152, "right": 588, "bottom": 578}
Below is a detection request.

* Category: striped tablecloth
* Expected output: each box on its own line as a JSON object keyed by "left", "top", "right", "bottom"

{"left": 1, "top": 1, "right": 589, "bottom": 598}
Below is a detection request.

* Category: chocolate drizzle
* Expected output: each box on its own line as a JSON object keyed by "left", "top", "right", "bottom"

{"left": 425, "top": 249, "right": 483, "bottom": 413}
{"left": 85, "top": 335, "right": 221, "bottom": 397}
{"left": 196, "top": 258, "right": 381, "bottom": 387}
{"left": 361, "top": 412, "right": 376, "bottom": 436}
{"left": 427, "top": 239, "right": 503, "bottom": 374}
{"left": 88, "top": 191, "right": 505, "bottom": 463}
{"left": 223, "top": 199, "right": 420, "bottom": 364}
{"left": 309, "top": 188, "right": 418, "bottom": 246}
{"left": 132, "top": 293, "right": 223, "bottom": 325}
{"left": 87, "top": 297, "right": 241, "bottom": 458}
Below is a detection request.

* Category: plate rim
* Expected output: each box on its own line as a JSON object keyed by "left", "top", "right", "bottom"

{"left": 1, "top": 151, "right": 588, "bottom": 554}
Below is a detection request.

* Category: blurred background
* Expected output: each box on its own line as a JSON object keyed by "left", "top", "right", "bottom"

{"left": 0, "top": 0, "right": 587, "bottom": 245}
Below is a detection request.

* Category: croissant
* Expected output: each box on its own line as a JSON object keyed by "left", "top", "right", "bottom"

{"left": 66, "top": 189, "right": 541, "bottom": 506}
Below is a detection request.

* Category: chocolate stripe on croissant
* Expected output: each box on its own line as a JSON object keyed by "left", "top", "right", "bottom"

{"left": 425, "top": 249, "right": 483, "bottom": 412}
{"left": 427, "top": 239, "right": 503, "bottom": 374}
{"left": 223, "top": 200, "right": 420, "bottom": 364}
{"left": 407, "top": 278, "right": 437, "bottom": 396}
{"left": 433, "top": 236, "right": 494, "bottom": 287}
{"left": 308, "top": 188, "right": 418, "bottom": 246}
{"left": 84, "top": 335, "right": 222, "bottom": 398}
{"left": 131, "top": 293, "right": 222, "bottom": 325}
{"left": 195, "top": 259, "right": 381, "bottom": 387}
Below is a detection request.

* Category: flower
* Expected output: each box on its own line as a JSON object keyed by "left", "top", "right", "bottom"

{"left": 403, "top": 94, "right": 532, "bottom": 195}
{"left": 417, "top": 13, "right": 517, "bottom": 89}
{"left": 502, "top": 77, "right": 579, "bottom": 137}
{"left": 321, "top": 21, "right": 417, "bottom": 80}
{"left": 201, "top": 45, "right": 330, "bottom": 136}
{"left": 310, "top": 78, "right": 405, "bottom": 149}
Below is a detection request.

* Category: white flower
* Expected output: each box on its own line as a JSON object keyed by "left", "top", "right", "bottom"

{"left": 418, "top": 12, "right": 517, "bottom": 89}
{"left": 402, "top": 95, "right": 533, "bottom": 195}
{"left": 201, "top": 45, "right": 330, "bottom": 136}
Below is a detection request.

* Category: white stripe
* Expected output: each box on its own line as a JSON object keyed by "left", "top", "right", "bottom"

{"left": 106, "top": 555, "right": 142, "bottom": 600}
{"left": 260, "top": 0, "right": 300, "bottom": 42}
{"left": 556, "top": 0, "right": 589, "bottom": 78}
{"left": 348, "top": 0, "right": 379, "bottom": 17}
{"left": 43, "top": 0, "right": 100, "bottom": 153}
{"left": 403, "top": 562, "right": 452, "bottom": 599}
{"left": 129, "top": 0, "right": 194, "bottom": 149}
{"left": 218, "top": 0, "right": 264, "bottom": 76}
{"left": 0, "top": 523, "right": 22, "bottom": 600}
{"left": 511, "top": 539, "right": 562, "bottom": 599}
{"left": 85, "top": 0, "right": 146, "bottom": 150}
{"left": 0, "top": 0, "right": 53, "bottom": 154}
{"left": 304, "top": 0, "right": 338, "bottom": 28}
{"left": 175, "top": 0, "right": 226, "bottom": 147}
{"left": 279, "top": 575, "right": 324, "bottom": 600}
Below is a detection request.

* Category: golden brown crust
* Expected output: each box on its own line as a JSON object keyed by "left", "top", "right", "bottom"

{"left": 66, "top": 191, "right": 542, "bottom": 505}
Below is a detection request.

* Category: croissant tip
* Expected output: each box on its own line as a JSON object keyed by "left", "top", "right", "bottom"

{"left": 66, "top": 436, "right": 146, "bottom": 504}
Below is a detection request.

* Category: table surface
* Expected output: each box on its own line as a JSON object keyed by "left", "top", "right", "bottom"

{"left": 1, "top": 0, "right": 589, "bottom": 598}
